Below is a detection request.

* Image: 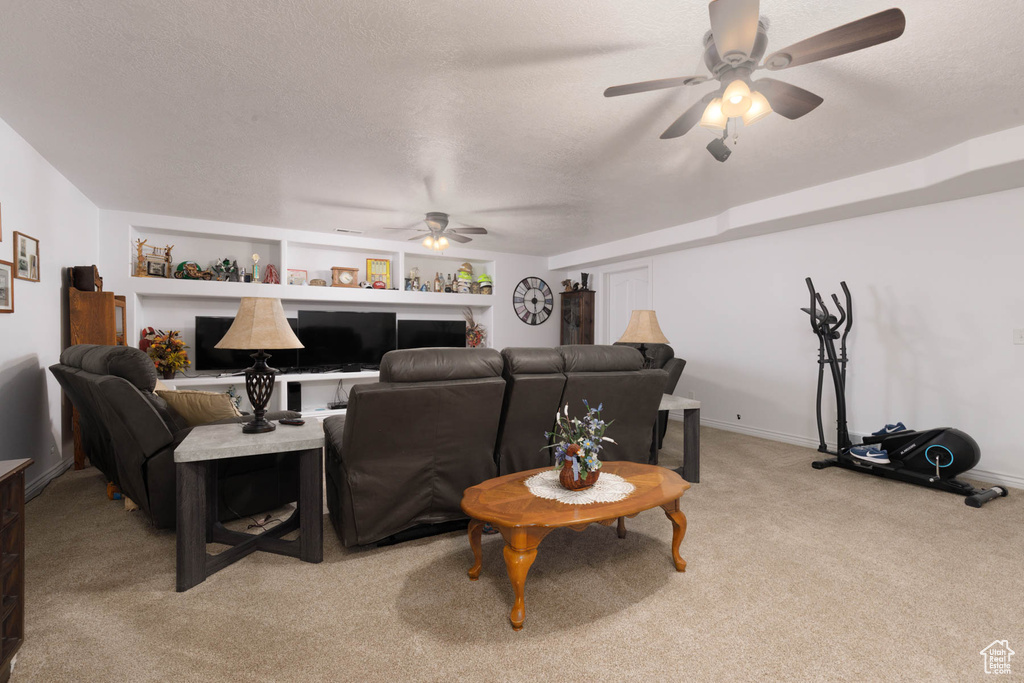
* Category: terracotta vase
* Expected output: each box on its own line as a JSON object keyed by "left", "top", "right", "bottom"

{"left": 559, "top": 456, "right": 600, "bottom": 491}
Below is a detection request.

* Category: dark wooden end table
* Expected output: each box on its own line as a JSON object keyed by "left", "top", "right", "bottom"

{"left": 461, "top": 461, "right": 690, "bottom": 630}
{"left": 174, "top": 421, "right": 324, "bottom": 592}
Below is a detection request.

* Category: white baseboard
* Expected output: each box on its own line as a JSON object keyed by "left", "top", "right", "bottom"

{"left": 26, "top": 457, "right": 73, "bottom": 501}
{"left": 680, "top": 415, "right": 1023, "bottom": 491}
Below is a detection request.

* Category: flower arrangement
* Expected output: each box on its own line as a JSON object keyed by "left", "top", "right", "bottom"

{"left": 147, "top": 329, "right": 190, "bottom": 379}
{"left": 545, "top": 401, "right": 615, "bottom": 490}
{"left": 464, "top": 307, "right": 486, "bottom": 348}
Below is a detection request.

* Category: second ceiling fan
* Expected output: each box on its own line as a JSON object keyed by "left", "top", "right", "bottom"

{"left": 604, "top": 1, "right": 906, "bottom": 160}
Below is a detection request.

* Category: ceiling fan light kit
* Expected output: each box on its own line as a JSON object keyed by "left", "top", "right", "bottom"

{"left": 604, "top": 1, "right": 906, "bottom": 161}
{"left": 390, "top": 212, "right": 488, "bottom": 251}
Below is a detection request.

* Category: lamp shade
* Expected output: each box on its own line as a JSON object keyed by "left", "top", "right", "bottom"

{"left": 215, "top": 297, "right": 303, "bottom": 350}
{"left": 616, "top": 310, "right": 670, "bottom": 345}
{"left": 721, "top": 79, "right": 752, "bottom": 117}
{"left": 699, "top": 98, "right": 728, "bottom": 131}
{"left": 742, "top": 90, "right": 772, "bottom": 126}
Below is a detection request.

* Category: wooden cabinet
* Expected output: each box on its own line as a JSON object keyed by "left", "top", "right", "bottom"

{"left": 67, "top": 267, "right": 126, "bottom": 469}
{"left": 0, "top": 459, "right": 31, "bottom": 683}
{"left": 560, "top": 290, "right": 595, "bottom": 345}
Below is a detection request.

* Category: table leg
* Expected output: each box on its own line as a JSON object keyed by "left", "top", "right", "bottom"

{"left": 661, "top": 498, "right": 688, "bottom": 572}
{"left": 499, "top": 526, "right": 551, "bottom": 631}
{"left": 649, "top": 420, "right": 659, "bottom": 465}
{"left": 617, "top": 516, "right": 627, "bottom": 539}
{"left": 683, "top": 408, "right": 700, "bottom": 483}
{"left": 467, "top": 519, "right": 484, "bottom": 580}
{"left": 298, "top": 448, "right": 323, "bottom": 563}
{"left": 176, "top": 461, "right": 207, "bottom": 592}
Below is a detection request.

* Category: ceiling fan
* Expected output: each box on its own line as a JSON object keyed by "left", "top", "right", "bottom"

{"left": 604, "top": 1, "right": 906, "bottom": 160}
{"left": 385, "top": 212, "right": 488, "bottom": 251}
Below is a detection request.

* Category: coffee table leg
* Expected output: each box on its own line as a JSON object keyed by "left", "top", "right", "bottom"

{"left": 661, "top": 499, "right": 688, "bottom": 572}
{"left": 617, "top": 516, "right": 627, "bottom": 539}
{"left": 503, "top": 544, "right": 537, "bottom": 631}
{"left": 176, "top": 461, "right": 207, "bottom": 592}
{"left": 298, "top": 448, "right": 323, "bottom": 563}
{"left": 467, "top": 519, "right": 484, "bottom": 580}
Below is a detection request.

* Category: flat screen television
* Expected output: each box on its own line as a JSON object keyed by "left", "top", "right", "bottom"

{"left": 297, "top": 310, "right": 396, "bottom": 369}
{"left": 397, "top": 320, "right": 466, "bottom": 350}
{"left": 194, "top": 316, "right": 300, "bottom": 372}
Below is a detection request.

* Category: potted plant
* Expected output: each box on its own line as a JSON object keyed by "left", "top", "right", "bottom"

{"left": 545, "top": 401, "right": 615, "bottom": 490}
{"left": 464, "top": 307, "right": 486, "bottom": 347}
{"left": 147, "top": 329, "right": 191, "bottom": 379}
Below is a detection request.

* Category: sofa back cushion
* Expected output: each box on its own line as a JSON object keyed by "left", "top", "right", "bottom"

{"left": 495, "top": 348, "right": 566, "bottom": 475}
{"left": 60, "top": 345, "right": 158, "bottom": 393}
{"left": 559, "top": 344, "right": 643, "bottom": 372}
{"left": 379, "top": 347, "right": 503, "bottom": 383}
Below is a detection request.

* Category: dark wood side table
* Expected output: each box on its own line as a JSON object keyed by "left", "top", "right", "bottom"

{"left": 173, "top": 422, "right": 323, "bottom": 592}
{"left": 0, "top": 458, "right": 32, "bottom": 683}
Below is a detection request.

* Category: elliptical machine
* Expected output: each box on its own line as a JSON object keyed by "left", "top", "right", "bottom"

{"left": 802, "top": 277, "right": 1007, "bottom": 507}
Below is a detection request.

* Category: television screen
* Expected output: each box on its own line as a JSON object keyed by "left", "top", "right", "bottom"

{"left": 397, "top": 320, "right": 466, "bottom": 350}
{"left": 194, "top": 316, "right": 299, "bottom": 372}
{"left": 297, "top": 311, "right": 396, "bottom": 369}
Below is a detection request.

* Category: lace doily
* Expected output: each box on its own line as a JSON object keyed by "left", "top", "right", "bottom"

{"left": 523, "top": 470, "right": 635, "bottom": 505}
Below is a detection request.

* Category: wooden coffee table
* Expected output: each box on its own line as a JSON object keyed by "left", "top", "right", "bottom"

{"left": 461, "top": 461, "right": 690, "bottom": 630}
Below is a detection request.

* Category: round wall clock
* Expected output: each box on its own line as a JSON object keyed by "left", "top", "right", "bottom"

{"left": 513, "top": 277, "right": 553, "bottom": 325}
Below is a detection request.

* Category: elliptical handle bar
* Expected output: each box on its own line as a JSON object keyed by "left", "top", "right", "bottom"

{"left": 805, "top": 277, "right": 821, "bottom": 333}
{"left": 830, "top": 293, "right": 846, "bottom": 332}
{"left": 840, "top": 281, "right": 853, "bottom": 336}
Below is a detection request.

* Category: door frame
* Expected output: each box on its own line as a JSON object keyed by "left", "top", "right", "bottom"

{"left": 596, "top": 258, "right": 653, "bottom": 345}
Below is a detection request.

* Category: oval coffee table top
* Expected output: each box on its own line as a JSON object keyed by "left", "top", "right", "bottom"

{"left": 461, "top": 461, "right": 689, "bottom": 528}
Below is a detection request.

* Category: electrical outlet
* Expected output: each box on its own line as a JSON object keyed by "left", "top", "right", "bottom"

{"left": 1015, "top": 329, "right": 1024, "bottom": 345}
{"left": 737, "top": 414, "right": 742, "bottom": 420}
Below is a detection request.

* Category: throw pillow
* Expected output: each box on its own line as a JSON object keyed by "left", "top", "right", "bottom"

{"left": 156, "top": 389, "right": 243, "bottom": 427}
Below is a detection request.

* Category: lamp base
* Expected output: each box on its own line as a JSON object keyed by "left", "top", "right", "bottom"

{"left": 242, "top": 419, "right": 276, "bottom": 434}
{"left": 244, "top": 350, "right": 278, "bottom": 435}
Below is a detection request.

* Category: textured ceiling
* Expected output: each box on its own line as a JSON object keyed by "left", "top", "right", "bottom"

{"left": 1, "top": 1, "right": 1023, "bottom": 255}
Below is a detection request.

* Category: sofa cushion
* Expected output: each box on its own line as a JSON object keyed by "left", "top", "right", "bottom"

{"left": 379, "top": 348, "right": 503, "bottom": 383}
{"left": 156, "top": 389, "right": 242, "bottom": 426}
{"left": 558, "top": 344, "right": 643, "bottom": 372}
{"left": 61, "top": 345, "right": 158, "bottom": 393}
{"left": 501, "top": 347, "right": 564, "bottom": 375}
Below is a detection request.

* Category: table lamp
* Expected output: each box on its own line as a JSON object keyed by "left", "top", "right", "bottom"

{"left": 616, "top": 310, "right": 669, "bottom": 368}
{"left": 216, "top": 297, "right": 303, "bottom": 433}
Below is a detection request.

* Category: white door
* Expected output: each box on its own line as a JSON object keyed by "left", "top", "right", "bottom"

{"left": 603, "top": 266, "right": 650, "bottom": 344}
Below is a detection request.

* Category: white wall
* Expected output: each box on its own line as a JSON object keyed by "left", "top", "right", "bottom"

{"left": 628, "top": 187, "right": 1024, "bottom": 486}
{"left": 0, "top": 118, "right": 99, "bottom": 494}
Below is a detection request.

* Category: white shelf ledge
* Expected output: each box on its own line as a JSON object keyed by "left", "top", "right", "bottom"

{"left": 130, "top": 277, "right": 493, "bottom": 307}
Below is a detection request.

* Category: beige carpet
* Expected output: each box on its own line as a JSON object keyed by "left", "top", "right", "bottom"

{"left": 17, "top": 426, "right": 1024, "bottom": 682}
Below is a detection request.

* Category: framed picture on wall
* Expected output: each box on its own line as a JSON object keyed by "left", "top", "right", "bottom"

{"left": 0, "top": 260, "right": 13, "bottom": 313}
{"left": 13, "top": 231, "right": 40, "bottom": 282}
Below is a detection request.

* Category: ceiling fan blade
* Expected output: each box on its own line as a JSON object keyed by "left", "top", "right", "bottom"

{"left": 660, "top": 94, "right": 715, "bottom": 140}
{"left": 753, "top": 79, "right": 823, "bottom": 120}
{"left": 449, "top": 226, "right": 488, "bottom": 235}
{"left": 383, "top": 221, "right": 426, "bottom": 231}
{"left": 408, "top": 234, "right": 429, "bottom": 241}
{"left": 604, "top": 76, "right": 707, "bottom": 98}
{"left": 708, "top": 0, "right": 761, "bottom": 63}
{"left": 763, "top": 8, "right": 906, "bottom": 71}
{"left": 445, "top": 233, "right": 472, "bottom": 244}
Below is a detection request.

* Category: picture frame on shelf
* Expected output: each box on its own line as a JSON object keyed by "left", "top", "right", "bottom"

{"left": 0, "top": 260, "right": 13, "bottom": 313}
{"left": 13, "top": 231, "right": 40, "bottom": 282}
{"left": 366, "top": 258, "right": 391, "bottom": 288}
{"left": 287, "top": 269, "right": 307, "bottom": 286}
{"left": 146, "top": 260, "right": 170, "bottom": 278}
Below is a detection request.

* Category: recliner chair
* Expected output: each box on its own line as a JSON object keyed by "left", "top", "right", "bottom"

{"left": 50, "top": 345, "right": 299, "bottom": 528}
{"left": 324, "top": 348, "right": 506, "bottom": 547}
{"left": 615, "top": 342, "right": 686, "bottom": 448}
{"left": 494, "top": 347, "right": 566, "bottom": 475}
{"left": 557, "top": 345, "right": 667, "bottom": 464}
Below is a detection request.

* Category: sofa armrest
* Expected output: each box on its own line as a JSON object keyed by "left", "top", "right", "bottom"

{"left": 662, "top": 358, "right": 686, "bottom": 394}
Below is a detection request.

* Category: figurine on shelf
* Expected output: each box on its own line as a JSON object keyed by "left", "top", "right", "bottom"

{"left": 581, "top": 272, "right": 591, "bottom": 291}
{"left": 561, "top": 279, "right": 573, "bottom": 292}
{"left": 252, "top": 253, "right": 261, "bottom": 282}
{"left": 173, "top": 261, "right": 214, "bottom": 280}
{"left": 211, "top": 258, "right": 241, "bottom": 282}
{"left": 262, "top": 264, "right": 281, "bottom": 284}
{"left": 134, "top": 239, "right": 174, "bottom": 278}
